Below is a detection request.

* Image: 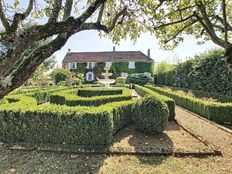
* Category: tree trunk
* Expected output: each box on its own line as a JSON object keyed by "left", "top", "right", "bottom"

{"left": 225, "top": 45, "right": 232, "bottom": 73}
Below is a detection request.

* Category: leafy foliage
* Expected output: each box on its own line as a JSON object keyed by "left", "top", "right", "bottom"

{"left": 134, "top": 95, "right": 169, "bottom": 134}
{"left": 50, "top": 68, "right": 72, "bottom": 85}
{"left": 50, "top": 88, "right": 132, "bottom": 106}
{"left": 135, "top": 85, "right": 175, "bottom": 120}
{"left": 155, "top": 49, "right": 232, "bottom": 95}
{"left": 126, "top": 73, "right": 153, "bottom": 85}
{"left": 149, "top": 85, "right": 232, "bottom": 124}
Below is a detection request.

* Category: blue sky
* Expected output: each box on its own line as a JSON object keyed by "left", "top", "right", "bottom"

{"left": 54, "top": 30, "right": 218, "bottom": 66}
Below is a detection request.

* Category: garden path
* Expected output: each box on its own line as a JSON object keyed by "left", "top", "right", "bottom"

{"left": 131, "top": 89, "right": 141, "bottom": 99}
{"left": 175, "top": 105, "right": 232, "bottom": 157}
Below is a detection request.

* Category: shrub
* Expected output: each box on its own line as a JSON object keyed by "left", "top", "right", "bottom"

{"left": 135, "top": 85, "right": 175, "bottom": 120}
{"left": 50, "top": 68, "right": 72, "bottom": 85}
{"left": 150, "top": 85, "right": 232, "bottom": 124}
{"left": 50, "top": 88, "right": 132, "bottom": 106}
{"left": 78, "top": 88, "right": 123, "bottom": 97}
{"left": 0, "top": 94, "right": 137, "bottom": 145}
{"left": 155, "top": 49, "right": 232, "bottom": 95}
{"left": 126, "top": 73, "right": 153, "bottom": 85}
{"left": 134, "top": 95, "right": 169, "bottom": 134}
{"left": 114, "top": 77, "right": 126, "bottom": 87}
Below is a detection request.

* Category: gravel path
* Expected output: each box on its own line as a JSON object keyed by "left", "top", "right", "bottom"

{"left": 175, "top": 106, "right": 232, "bottom": 156}
{"left": 131, "top": 89, "right": 141, "bottom": 99}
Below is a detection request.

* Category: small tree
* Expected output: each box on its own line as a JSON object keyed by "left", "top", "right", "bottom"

{"left": 29, "top": 56, "right": 57, "bottom": 86}
{"left": 50, "top": 68, "right": 72, "bottom": 85}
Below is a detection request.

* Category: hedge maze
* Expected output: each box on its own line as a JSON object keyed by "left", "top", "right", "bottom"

{"left": 0, "top": 86, "right": 173, "bottom": 146}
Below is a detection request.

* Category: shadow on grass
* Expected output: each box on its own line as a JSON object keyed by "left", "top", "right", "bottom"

{"left": 0, "top": 146, "right": 107, "bottom": 173}
{"left": 111, "top": 124, "right": 173, "bottom": 166}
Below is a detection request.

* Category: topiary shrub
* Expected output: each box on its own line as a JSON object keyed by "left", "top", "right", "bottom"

{"left": 134, "top": 95, "right": 169, "bottom": 134}
{"left": 126, "top": 73, "right": 153, "bottom": 85}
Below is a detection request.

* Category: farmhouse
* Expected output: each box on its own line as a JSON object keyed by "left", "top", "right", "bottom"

{"left": 62, "top": 47, "right": 154, "bottom": 82}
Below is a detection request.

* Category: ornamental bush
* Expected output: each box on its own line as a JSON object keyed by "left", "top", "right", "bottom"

{"left": 150, "top": 85, "right": 232, "bottom": 124}
{"left": 78, "top": 88, "right": 123, "bottom": 97}
{"left": 126, "top": 73, "right": 153, "bottom": 85}
{"left": 135, "top": 85, "right": 175, "bottom": 120}
{"left": 134, "top": 95, "right": 169, "bottom": 134}
{"left": 155, "top": 49, "right": 232, "bottom": 95}
{"left": 50, "top": 88, "right": 132, "bottom": 106}
{"left": 0, "top": 94, "right": 137, "bottom": 145}
{"left": 0, "top": 85, "right": 174, "bottom": 146}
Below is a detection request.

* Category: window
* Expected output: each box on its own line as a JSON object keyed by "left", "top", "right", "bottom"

{"left": 128, "top": 61, "right": 135, "bottom": 69}
{"left": 87, "top": 62, "right": 95, "bottom": 69}
{"left": 86, "top": 72, "right": 94, "bottom": 81}
{"left": 105, "top": 62, "right": 112, "bottom": 68}
{"left": 68, "top": 62, "right": 77, "bottom": 69}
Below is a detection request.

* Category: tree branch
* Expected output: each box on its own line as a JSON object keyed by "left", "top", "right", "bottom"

{"left": 195, "top": 1, "right": 225, "bottom": 48}
{"left": 48, "top": 0, "right": 62, "bottom": 23}
{"left": 153, "top": 14, "right": 195, "bottom": 30}
{"left": 214, "top": 15, "right": 232, "bottom": 31}
{"left": 0, "top": 0, "right": 106, "bottom": 77}
{"left": 163, "top": 20, "right": 198, "bottom": 44}
{"left": 80, "top": 6, "right": 127, "bottom": 33}
{"left": 97, "top": 2, "right": 105, "bottom": 23}
{"left": 0, "top": 0, "right": 10, "bottom": 30}
{"left": 10, "top": 0, "right": 34, "bottom": 32}
{"left": 0, "top": 32, "right": 74, "bottom": 98}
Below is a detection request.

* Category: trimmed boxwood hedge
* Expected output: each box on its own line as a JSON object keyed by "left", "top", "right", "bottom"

{"left": 135, "top": 85, "right": 175, "bottom": 120}
{"left": 134, "top": 95, "right": 169, "bottom": 134}
{"left": 78, "top": 88, "right": 123, "bottom": 97}
{"left": 149, "top": 85, "right": 232, "bottom": 124}
{"left": 156, "top": 85, "right": 232, "bottom": 103}
{"left": 50, "top": 88, "right": 132, "bottom": 106}
{"left": 0, "top": 94, "right": 137, "bottom": 145}
{"left": 0, "top": 86, "right": 170, "bottom": 145}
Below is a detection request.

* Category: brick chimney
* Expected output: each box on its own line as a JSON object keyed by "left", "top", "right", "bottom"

{"left": 147, "top": 49, "right": 150, "bottom": 58}
{"left": 67, "top": 48, "right": 71, "bottom": 55}
{"left": 113, "top": 46, "right": 116, "bottom": 52}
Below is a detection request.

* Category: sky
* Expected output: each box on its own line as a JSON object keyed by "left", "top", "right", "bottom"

{"left": 5, "top": 0, "right": 219, "bottom": 67}
{"left": 54, "top": 30, "right": 218, "bottom": 67}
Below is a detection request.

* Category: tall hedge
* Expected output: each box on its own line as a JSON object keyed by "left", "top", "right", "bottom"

{"left": 155, "top": 49, "right": 232, "bottom": 95}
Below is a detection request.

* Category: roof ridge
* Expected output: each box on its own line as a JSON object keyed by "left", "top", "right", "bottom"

{"left": 69, "top": 51, "right": 142, "bottom": 54}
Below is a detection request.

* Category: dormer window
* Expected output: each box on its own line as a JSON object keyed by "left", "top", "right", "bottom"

{"left": 68, "top": 62, "right": 77, "bottom": 69}
{"left": 87, "top": 62, "right": 95, "bottom": 69}
{"left": 128, "top": 61, "right": 135, "bottom": 69}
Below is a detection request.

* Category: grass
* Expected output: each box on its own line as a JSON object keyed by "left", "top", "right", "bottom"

{"left": 0, "top": 148, "right": 223, "bottom": 174}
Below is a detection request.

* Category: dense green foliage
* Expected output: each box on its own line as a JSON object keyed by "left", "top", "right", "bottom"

{"left": 149, "top": 85, "right": 232, "bottom": 124}
{"left": 0, "top": 94, "right": 137, "bottom": 145}
{"left": 126, "top": 73, "right": 153, "bottom": 85}
{"left": 77, "top": 62, "right": 153, "bottom": 82}
{"left": 111, "top": 62, "right": 153, "bottom": 78}
{"left": 135, "top": 85, "right": 175, "bottom": 120}
{"left": 78, "top": 88, "right": 123, "bottom": 97}
{"left": 0, "top": 84, "right": 173, "bottom": 145}
{"left": 134, "top": 95, "right": 169, "bottom": 134}
{"left": 155, "top": 49, "right": 232, "bottom": 95}
{"left": 50, "top": 88, "right": 132, "bottom": 106}
{"left": 158, "top": 85, "right": 232, "bottom": 103}
{"left": 50, "top": 68, "right": 72, "bottom": 85}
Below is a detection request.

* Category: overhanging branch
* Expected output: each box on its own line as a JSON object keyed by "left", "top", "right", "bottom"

{"left": 10, "top": 0, "right": 34, "bottom": 32}
{"left": 0, "top": 0, "right": 10, "bottom": 30}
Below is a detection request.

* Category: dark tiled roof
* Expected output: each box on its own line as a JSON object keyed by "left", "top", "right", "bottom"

{"left": 62, "top": 51, "right": 153, "bottom": 63}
